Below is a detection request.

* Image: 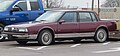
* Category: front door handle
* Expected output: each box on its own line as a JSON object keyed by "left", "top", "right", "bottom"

{"left": 24, "top": 14, "right": 29, "bottom": 16}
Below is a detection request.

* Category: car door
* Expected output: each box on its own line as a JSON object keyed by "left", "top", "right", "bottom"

{"left": 29, "top": 0, "right": 44, "bottom": 21}
{"left": 11, "top": 1, "right": 30, "bottom": 23}
{"left": 78, "top": 12, "right": 98, "bottom": 33}
{"left": 57, "top": 12, "right": 79, "bottom": 38}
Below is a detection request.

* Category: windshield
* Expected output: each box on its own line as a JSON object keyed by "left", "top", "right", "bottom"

{"left": 35, "top": 11, "right": 64, "bottom": 22}
{"left": 0, "top": 0, "right": 14, "bottom": 11}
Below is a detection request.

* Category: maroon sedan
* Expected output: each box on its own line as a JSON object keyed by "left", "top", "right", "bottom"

{"left": 3, "top": 10, "right": 117, "bottom": 45}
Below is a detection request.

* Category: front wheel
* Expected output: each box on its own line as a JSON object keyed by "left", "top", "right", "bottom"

{"left": 94, "top": 29, "right": 108, "bottom": 43}
{"left": 0, "top": 34, "right": 5, "bottom": 41}
{"left": 38, "top": 30, "right": 54, "bottom": 46}
{"left": 0, "top": 24, "right": 5, "bottom": 41}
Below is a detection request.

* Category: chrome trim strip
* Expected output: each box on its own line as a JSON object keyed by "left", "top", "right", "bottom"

{"left": 55, "top": 32, "right": 95, "bottom": 38}
{"left": 12, "top": 34, "right": 37, "bottom": 39}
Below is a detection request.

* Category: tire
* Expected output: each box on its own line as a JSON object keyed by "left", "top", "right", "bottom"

{"left": 73, "top": 38, "right": 82, "bottom": 43}
{"left": 16, "top": 40, "right": 28, "bottom": 45}
{"left": 0, "top": 34, "right": 5, "bottom": 41}
{"left": 38, "top": 30, "right": 54, "bottom": 46}
{"left": 0, "top": 24, "right": 5, "bottom": 41}
{"left": 94, "top": 28, "right": 108, "bottom": 43}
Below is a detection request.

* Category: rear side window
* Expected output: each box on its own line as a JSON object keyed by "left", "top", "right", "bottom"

{"left": 61, "top": 12, "right": 77, "bottom": 22}
{"left": 30, "top": 0, "right": 39, "bottom": 10}
{"left": 79, "top": 12, "right": 92, "bottom": 22}
{"left": 90, "top": 13, "right": 97, "bottom": 22}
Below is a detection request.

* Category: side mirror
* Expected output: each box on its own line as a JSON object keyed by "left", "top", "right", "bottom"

{"left": 59, "top": 20, "right": 65, "bottom": 24}
{"left": 10, "top": 7, "right": 20, "bottom": 12}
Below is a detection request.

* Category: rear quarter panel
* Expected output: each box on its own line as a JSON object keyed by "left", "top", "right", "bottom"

{"left": 96, "top": 21, "right": 116, "bottom": 31}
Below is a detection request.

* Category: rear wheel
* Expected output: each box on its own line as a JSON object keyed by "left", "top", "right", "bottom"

{"left": 94, "top": 28, "right": 108, "bottom": 43}
{"left": 38, "top": 30, "right": 54, "bottom": 46}
{"left": 16, "top": 40, "right": 28, "bottom": 45}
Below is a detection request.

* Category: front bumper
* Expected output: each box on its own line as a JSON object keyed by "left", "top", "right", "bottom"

{"left": 110, "top": 30, "right": 120, "bottom": 37}
{"left": 2, "top": 32, "right": 37, "bottom": 40}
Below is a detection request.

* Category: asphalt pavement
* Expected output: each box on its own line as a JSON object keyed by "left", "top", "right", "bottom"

{"left": 0, "top": 38, "right": 120, "bottom": 56}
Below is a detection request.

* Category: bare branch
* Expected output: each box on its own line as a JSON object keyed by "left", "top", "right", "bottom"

{"left": 101, "top": 0, "right": 120, "bottom": 7}
{"left": 45, "top": 0, "right": 64, "bottom": 8}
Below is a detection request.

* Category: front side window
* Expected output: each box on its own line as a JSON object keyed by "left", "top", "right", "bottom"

{"left": 0, "top": 0, "right": 14, "bottom": 11}
{"left": 61, "top": 12, "right": 77, "bottom": 22}
{"left": 79, "top": 12, "right": 92, "bottom": 22}
{"left": 30, "top": 0, "right": 39, "bottom": 10}
{"left": 15, "top": 2, "right": 27, "bottom": 11}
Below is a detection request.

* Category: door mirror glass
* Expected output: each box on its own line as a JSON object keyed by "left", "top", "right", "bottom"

{"left": 59, "top": 20, "right": 65, "bottom": 24}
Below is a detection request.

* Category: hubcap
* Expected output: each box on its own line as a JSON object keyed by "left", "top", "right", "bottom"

{"left": 0, "top": 26, "right": 4, "bottom": 40}
{"left": 98, "top": 32, "right": 104, "bottom": 39}
{"left": 42, "top": 32, "right": 52, "bottom": 44}
{"left": 0, "top": 34, "right": 4, "bottom": 40}
{"left": 97, "top": 29, "right": 107, "bottom": 42}
{"left": 43, "top": 34, "right": 49, "bottom": 42}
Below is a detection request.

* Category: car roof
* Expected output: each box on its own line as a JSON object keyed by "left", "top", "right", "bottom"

{"left": 47, "top": 9, "right": 95, "bottom": 13}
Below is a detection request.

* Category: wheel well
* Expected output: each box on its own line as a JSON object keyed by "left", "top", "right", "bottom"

{"left": 0, "top": 22, "right": 5, "bottom": 27}
{"left": 96, "top": 27, "right": 109, "bottom": 36}
{"left": 37, "top": 28, "right": 55, "bottom": 39}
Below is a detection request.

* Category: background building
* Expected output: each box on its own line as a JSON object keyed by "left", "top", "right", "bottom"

{"left": 42, "top": 0, "right": 120, "bottom": 19}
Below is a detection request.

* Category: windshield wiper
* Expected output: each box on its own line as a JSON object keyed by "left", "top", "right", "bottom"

{"left": 35, "top": 20, "right": 47, "bottom": 22}
{"left": 40, "top": 20, "right": 47, "bottom": 21}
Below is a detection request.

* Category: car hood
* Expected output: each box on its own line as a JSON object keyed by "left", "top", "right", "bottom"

{"left": 6, "top": 21, "right": 45, "bottom": 28}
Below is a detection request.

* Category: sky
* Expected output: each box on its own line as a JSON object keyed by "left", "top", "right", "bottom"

{"left": 63, "top": 0, "right": 106, "bottom": 8}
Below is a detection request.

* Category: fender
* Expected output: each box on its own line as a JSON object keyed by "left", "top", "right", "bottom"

{"left": 37, "top": 26, "right": 56, "bottom": 36}
{"left": 95, "top": 25, "right": 109, "bottom": 34}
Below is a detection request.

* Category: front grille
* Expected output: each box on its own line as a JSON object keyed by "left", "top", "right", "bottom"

{"left": 7, "top": 27, "right": 18, "bottom": 32}
{"left": 8, "top": 27, "right": 12, "bottom": 31}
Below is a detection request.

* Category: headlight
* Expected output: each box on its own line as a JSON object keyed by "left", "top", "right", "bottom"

{"left": 18, "top": 28, "right": 28, "bottom": 32}
{"left": 4, "top": 27, "right": 28, "bottom": 32}
{"left": 4, "top": 27, "right": 9, "bottom": 31}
